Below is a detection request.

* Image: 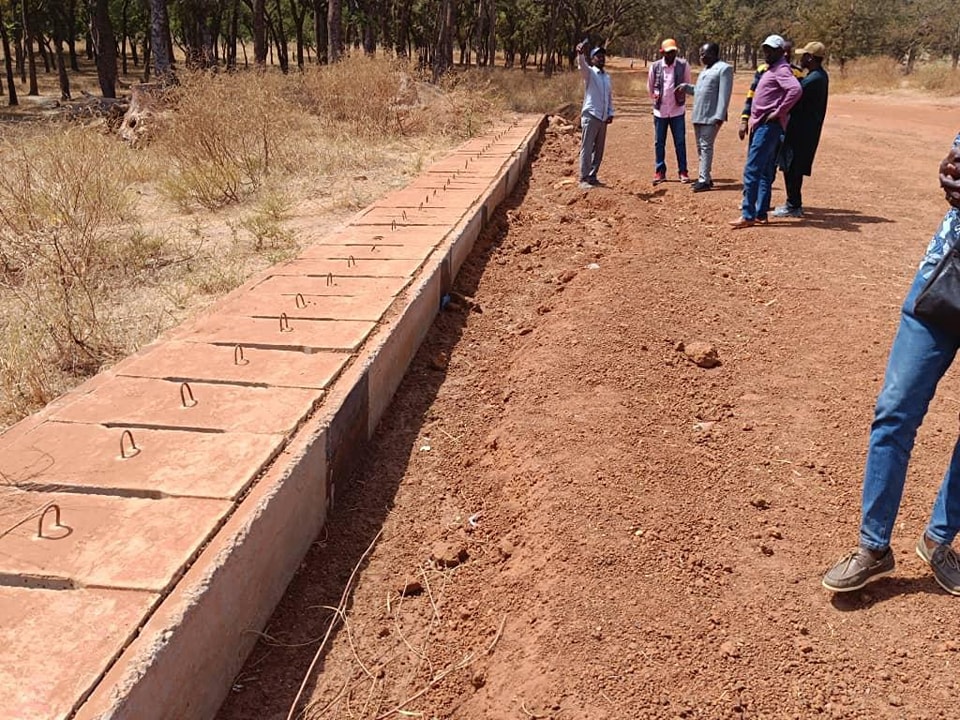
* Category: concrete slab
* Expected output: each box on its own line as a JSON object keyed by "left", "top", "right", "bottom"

{"left": 115, "top": 341, "right": 347, "bottom": 390}
{"left": 0, "top": 585, "right": 156, "bottom": 720}
{"left": 272, "top": 256, "right": 426, "bottom": 278}
{"left": 0, "top": 422, "right": 283, "bottom": 499}
{"left": 246, "top": 274, "right": 408, "bottom": 297}
{"left": 48, "top": 376, "right": 320, "bottom": 435}
{"left": 355, "top": 206, "right": 469, "bottom": 225}
{"left": 171, "top": 313, "right": 375, "bottom": 352}
{"left": 216, "top": 291, "right": 395, "bottom": 322}
{"left": 74, "top": 426, "right": 330, "bottom": 720}
{"left": 0, "top": 490, "right": 230, "bottom": 591}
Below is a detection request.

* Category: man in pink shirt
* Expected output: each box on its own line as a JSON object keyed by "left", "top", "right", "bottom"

{"left": 729, "top": 34, "right": 802, "bottom": 228}
{"left": 647, "top": 38, "right": 691, "bottom": 185}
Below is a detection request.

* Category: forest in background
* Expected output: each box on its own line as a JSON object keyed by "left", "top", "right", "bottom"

{"left": 2, "top": 0, "right": 960, "bottom": 107}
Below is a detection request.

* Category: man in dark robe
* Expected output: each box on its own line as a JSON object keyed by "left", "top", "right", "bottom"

{"left": 774, "top": 41, "right": 829, "bottom": 218}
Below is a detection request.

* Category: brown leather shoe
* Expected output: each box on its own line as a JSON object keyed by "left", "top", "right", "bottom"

{"left": 822, "top": 546, "right": 895, "bottom": 592}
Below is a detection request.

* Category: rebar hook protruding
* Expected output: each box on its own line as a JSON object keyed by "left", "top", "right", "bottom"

{"left": 37, "top": 503, "right": 62, "bottom": 539}
{"left": 180, "top": 382, "right": 198, "bottom": 408}
{"left": 120, "top": 429, "right": 140, "bottom": 459}
{"left": 234, "top": 345, "right": 249, "bottom": 366}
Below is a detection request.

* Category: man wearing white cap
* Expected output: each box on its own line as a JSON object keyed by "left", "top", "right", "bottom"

{"left": 647, "top": 38, "right": 691, "bottom": 185}
{"left": 730, "top": 34, "right": 802, "bottom": 228}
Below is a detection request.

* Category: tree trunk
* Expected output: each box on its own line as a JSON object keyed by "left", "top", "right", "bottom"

{"left": 0, "top": 3, "right": 18, "bottom": 105}
{"left": 92, "top": 0, "right": 118, "bottom": 97}
{"left": 273, "top": 0, "right": 288, "bottom": 72}
{"left": 120, "top": 0, "right": 129, "bottom": 74}
{"left": 54, "top": 36, "right": 71, "bottom": 99}
{"left": 149, "top": 0, "right": 173, "bottom": 79}
{"left": 313, "top": 0, "right": 327, "bottom": 63}
{"left": 253, "top": 0, "right": 266, "bottom": 65}
{"left": 290, "top": 0, "right": 306, "bottom": 68}
{"left": 328, "top": 0, "right": 342, "bottom": 62}
{"left": 22, "top": 0, "right": 38, "bottom": 94}
{"left": 67, "top": 0, "right": 79, "bottom": 69}
{"left": 227, "top": 0, "right": 239, "bottom": 69}
{"left": 432, "top": 0, "right": 453, "bottom": 80}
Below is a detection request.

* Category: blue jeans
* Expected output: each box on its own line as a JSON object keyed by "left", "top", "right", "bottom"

{"left": 860, "top": 264, "right": 960, "bottom": 550}
{"left": 653, "top": 115, "right": 687, "bottom": 175}
{"left": 741, "top": 122, "right": 781, "bottom": 220}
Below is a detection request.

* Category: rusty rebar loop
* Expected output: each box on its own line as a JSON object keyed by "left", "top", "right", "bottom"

{"left": 419, "top": 202, "right": 423, "bottom": 211}
{"left": 295, "top": 292, "right": 307, "bottom": 309}
{"left": 326, "top": 272, "right": 334, "bottom": 287}
{"left": 402, "top": 210, "right": 408, "bottom": 221}
{"left": 37, "top": 503, "right": 62, "bottom": 539}
{"left": 179, "top": 382, "right": 198, "bottom": 408}
{"left": 280, "top": 313, "right": 293, "bottom": 333}
{"left": 391, "top": 219, "right": 397, "bottom": 231}
{"left": 347, "top": 255, "right": 356, "bottom": 267}
{"left": 120, "top": 429, "right": 140, "bottom": 459}
{"left": 371, "top": 245, "right": 378, "bottom": 253}
{"left": 234, "top": 345, "right": 249, "bottom": 366}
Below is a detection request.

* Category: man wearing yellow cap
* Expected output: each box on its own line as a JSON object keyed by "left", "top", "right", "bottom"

{"left": 647, "top": 38, "right": 691, "bottom": 185}
{"left": 773, "top": 41, "right": 829, "bottom": 218}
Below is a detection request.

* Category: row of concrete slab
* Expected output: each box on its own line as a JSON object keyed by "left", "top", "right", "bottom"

{"left": 0, "top": 114, "right": 545, "bottom": 720}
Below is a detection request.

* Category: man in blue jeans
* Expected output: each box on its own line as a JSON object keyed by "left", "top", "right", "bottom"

{"left": 822, "top": 137, "right": 960, "bottom": 595}
{"left": 729, "top": 35, "right": 801, "bottom": 228}
{"left": 647, "top": 38, "right": 691, "bottom": 185}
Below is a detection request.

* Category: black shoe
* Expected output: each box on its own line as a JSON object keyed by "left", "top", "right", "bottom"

{"left": 822, "top": 546, "right": 895, "bottom": 592}
{"left": 692, "top": 180, "right": 713, "bottom": 192}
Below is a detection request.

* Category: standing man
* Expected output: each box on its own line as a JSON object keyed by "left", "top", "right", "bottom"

{"left": 729, "top": 35, "right": 801, "bottom": 228}
{"left": 576, "top": 41, "right": 614, "bottom": 190}
{"left": 773, "top": 41, "right": 830, "bottom": 218}
{"left": 648, "top": 38, "right": 691, "bottom": 185}
{"left": 737, "top": 40, "right": 803, "bottom": 142}
{"left": 678, "top": 42, "right": 734, "bottom": 192}
{"left": 822, "top": 137, "right": 960, "bottom": 596}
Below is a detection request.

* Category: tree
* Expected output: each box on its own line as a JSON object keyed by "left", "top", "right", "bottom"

{"left": 148, "top": 0, "right": 174, "bottom": 79}
{"left": 328, "top": 0, "right": 341, "bottom": 62}
{"left": 91, "top": 0, "right": 118, "bottom": 95}
{"left": 0, "top": 1, "right": 17, "bottom": 105}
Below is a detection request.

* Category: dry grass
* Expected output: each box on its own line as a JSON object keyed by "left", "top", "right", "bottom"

{"left": 0, "top": 54, "right": 575, "bottom": 430}
{"left": 828, "top": 57, "right": 960, "bottom": 95}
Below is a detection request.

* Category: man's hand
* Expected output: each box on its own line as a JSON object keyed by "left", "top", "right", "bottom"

{"left": 738, "top": 119, "right": 748, "bottom": 141}
{"left": 940, "top": 145, "right": 960, "bottom": 209}
{"left": 715, "top": 120, "right": 724, "bottom": 130}
{"left": 576, "top": 41, "right": 587, "bottom": 55}
{"left": 606, "top": 117, "right": 613, "bottom": 124}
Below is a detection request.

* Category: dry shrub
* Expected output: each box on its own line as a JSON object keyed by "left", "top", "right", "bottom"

{"left": 155, "top": 70, "right": 310, "bottom": 209}
{"left": 297, "top": 54, "right": 411, "bottom": 139}
{"left": 916, "top": 63, "right": 960, "bottom": 94}
{"left": 0, "top": 126, "right": 148, "bottom": 413}
{"left": 828, "top": 57, "right": 904, "bottom": 94}
{"left": 481, "top": 67, "right": 583, "bottom": 114}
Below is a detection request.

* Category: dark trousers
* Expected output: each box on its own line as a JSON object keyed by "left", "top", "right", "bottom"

{"left": 784, "top": 165, "right": 805, "bottom": 209}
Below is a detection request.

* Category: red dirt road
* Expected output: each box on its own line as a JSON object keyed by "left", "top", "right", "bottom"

{"left": 217, "top": 72, "right": 960, "bottom": 719}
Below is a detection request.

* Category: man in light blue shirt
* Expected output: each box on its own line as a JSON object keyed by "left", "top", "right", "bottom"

{"left": 576, "top": 42, "right": 614, "bottom": 190}
{"left": 678, "top": 42, "right": 734, "bottom": 192}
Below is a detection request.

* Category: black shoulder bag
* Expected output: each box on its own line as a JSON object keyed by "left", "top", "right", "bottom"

{"left": 914, "top": 243, "right": 960, "bottom": 334}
